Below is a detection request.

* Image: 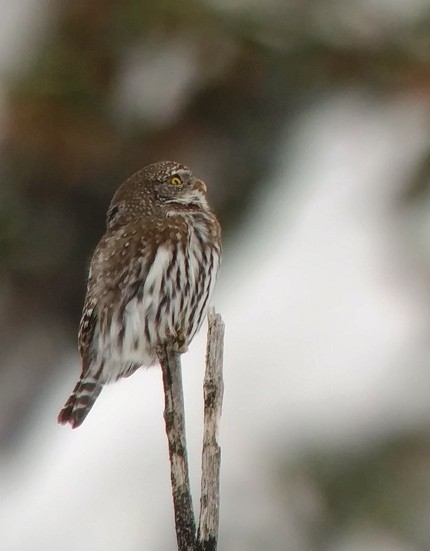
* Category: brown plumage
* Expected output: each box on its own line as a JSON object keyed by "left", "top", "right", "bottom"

{"left": 58, "top": 161, "right": 221, "bottom": 428}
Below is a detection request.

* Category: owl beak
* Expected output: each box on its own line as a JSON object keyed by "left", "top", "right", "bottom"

{"left": 192, "top": 178, "right": 207, "bottom": 194}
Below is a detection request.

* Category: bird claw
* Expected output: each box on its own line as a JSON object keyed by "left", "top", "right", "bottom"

{"left": 177, "top": 343, "right": 188, "bottom": 354}
{"left": 175, "top": 331, "right": 188, "bottom": 353}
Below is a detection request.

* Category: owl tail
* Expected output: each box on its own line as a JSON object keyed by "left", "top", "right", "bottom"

{"left": 57, "top": 376, "right": 103, "bottom": 429}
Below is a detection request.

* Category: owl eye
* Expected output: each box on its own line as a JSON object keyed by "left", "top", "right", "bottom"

{"left": 169, "top": 175, "right": 182, "bottom": 186}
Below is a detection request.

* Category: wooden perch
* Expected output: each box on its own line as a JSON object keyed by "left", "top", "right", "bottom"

{"left": 198, "top": 309, "right": 225, "bottom": 549}
{"left": 158, "top": 344, "right": 197, "bottom": 550}
{"left": 158, "top": 309, "right": 225, "bottom": 551}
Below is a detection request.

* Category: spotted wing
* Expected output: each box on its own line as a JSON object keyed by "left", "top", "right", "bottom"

{"left": 76, "top": 222, "right": 161, "bottom": 372}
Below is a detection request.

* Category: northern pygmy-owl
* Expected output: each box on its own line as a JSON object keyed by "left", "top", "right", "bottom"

{"left": 58, "top": 161, "right": 222, "bottom": 428}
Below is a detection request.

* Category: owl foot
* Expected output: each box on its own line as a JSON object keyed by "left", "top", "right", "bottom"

{"left": 175, "top": 331, "right": 188, "bottom": 353}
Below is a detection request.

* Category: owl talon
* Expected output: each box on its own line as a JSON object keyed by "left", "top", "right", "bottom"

{"left": 175, "top": 331, "right": 188, "bottom": 353}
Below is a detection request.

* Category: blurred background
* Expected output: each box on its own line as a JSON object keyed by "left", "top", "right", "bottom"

{"left": 1, "top": 0, "right": 430, "bottom": 549}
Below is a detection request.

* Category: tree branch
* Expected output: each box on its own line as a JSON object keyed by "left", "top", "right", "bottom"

{"left": 198, "top": 309, "right": 225, "bottom": 550}
{"left": 158, "top": 309, "right": 224, "bottom": 551}
{"left": 158, "top": 344, "right": 197, "bottom": 551}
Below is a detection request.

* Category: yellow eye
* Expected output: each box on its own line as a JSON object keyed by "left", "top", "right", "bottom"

{"left": 169, "top": 175, "right": 182, "bottom": 186}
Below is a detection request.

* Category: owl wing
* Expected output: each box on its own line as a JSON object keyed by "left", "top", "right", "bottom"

{"left": 76, "top": 222, "right": 161, "bottom": 373}
{"left": 77, "top": 292, "right": 98, "bottom": 368}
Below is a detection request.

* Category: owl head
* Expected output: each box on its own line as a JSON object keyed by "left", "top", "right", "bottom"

{"left": 106, "top": 160, "right": 209, "bottom": 229}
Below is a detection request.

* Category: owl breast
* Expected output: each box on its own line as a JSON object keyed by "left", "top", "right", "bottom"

{"left": 92, "top": 212, "right": 221, "bottom": 381}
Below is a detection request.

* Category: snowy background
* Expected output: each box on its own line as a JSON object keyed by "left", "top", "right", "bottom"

{"left": 1, "top": 2, "right": 430, "bottom": 550}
